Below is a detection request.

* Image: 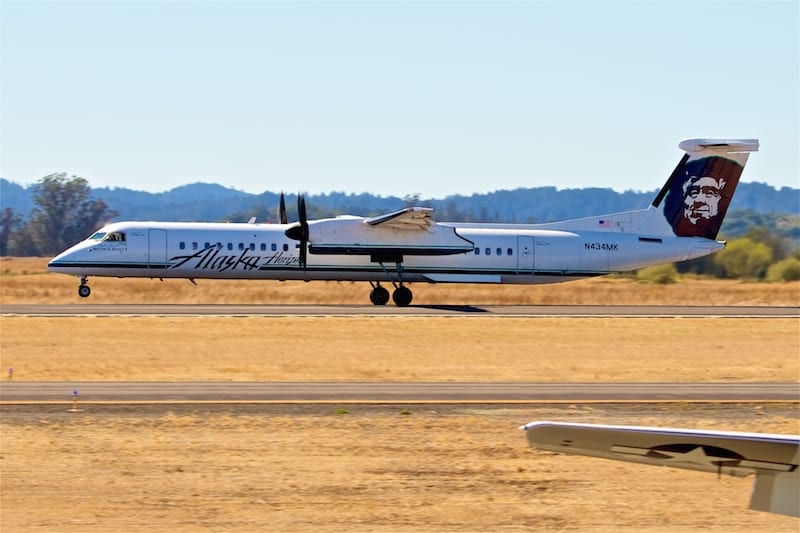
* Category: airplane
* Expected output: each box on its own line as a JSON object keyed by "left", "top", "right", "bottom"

{"left": 522, "top": 421, "right": 800, "bottom": 517}
{"left": 48, "top": 138, "right": 759, "bottom": 305}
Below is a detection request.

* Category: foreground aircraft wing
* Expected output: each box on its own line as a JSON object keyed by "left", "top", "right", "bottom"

{"left": 522, "top": 421, "right": 800, "bottom": 517}
{"left": 364, "top": 207, "right": 434, "bottom": 230}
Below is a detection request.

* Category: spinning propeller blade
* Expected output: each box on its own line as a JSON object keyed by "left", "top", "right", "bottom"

{"left": 297, "top": 195, "right": 308, "bottom": 269}
{"left": 283, "top": 193, "right": 309, "bottom": 269}
{"left": 278, "top": 192, "right": 288, "bottom": 225}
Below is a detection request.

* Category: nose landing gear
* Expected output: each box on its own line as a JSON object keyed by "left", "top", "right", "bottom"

{"left": 78, "top": 276, "right": 91, "bottom": 298}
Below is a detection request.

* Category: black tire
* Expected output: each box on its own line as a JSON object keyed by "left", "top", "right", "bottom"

{"left": 392, "top": 286, "right": 413, "bottom": 307}
{"left": 78, "top": 285, "right": 91, "bottom": 298}
{"left": 370, "top": 286, "right": 390, "bottom": 306}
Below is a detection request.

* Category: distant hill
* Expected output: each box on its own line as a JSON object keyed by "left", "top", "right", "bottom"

{"left": 2, "top": 177, "right": 798, "bottom": 228}
{"left": 0, "top": 179, "right": 35, "bottom": 215}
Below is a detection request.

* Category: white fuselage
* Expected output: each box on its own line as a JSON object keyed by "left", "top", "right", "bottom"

{"left": 48, "top": 215, "right": 721, "bottom": 285}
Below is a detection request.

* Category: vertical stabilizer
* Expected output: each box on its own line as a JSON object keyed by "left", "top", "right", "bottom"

{"left": 653, "top": 139, "right": 759, "bottom": 239}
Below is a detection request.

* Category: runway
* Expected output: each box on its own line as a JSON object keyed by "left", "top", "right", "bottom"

{"left": 2, "top": 381, "right": 798, "bottom": 403}
{"left": 2, "top": 304, "right": 798, "bottom": 317}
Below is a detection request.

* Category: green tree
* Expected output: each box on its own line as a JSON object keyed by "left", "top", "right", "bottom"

{"left": 6, "top": 223, "right": 38, "bottom": 256}
{"left": 713, "top": 238, "right": 774, "bottom": 279}
{"left": 743, "top": 226, "right": 788, "bottom": 262}
{"left": 0, "top": 208, "right": 22, "bottom": 256}
{"left": 24, "top": 173, "right": 116, "bottom": 255}
{"left": 402, "top": 193, "right": 421, "bottom": 207}
{"left": 224, "top": 202, "right": 272, "bottom": 223}
{"left": 766, "top": 258, "right": 800, "bottom": 281}
{"left": 636, "top": 263, "right": 679, "bottom": 284}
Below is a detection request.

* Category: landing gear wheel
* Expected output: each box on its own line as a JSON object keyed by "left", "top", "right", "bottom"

{"left": 78, "top": 284, "right": 91, "bottom": 298}
{"left": 392, "top": 286, "right": 413, "bottom": 307}
{"left": 369, "top": 285, "right": 390, "bottom": 306}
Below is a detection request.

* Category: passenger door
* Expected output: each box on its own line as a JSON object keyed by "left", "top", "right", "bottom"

{"left": 148, "top": 229, "right": 167, "bottom": 267}
{"left": 517, "top": 236, "right": 534, "bottom": 272}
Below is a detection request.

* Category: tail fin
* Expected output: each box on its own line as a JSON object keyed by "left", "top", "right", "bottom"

{"left": 652, "top": 139, "right": 759, "bottom": 239}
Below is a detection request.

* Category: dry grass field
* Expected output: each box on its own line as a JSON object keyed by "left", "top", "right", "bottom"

{"left": 2, "top": 404, "right": 799, "bottom": 532}
{"left": 2, "top": 257, "right": 799, "bottom": 531}
{"left": 1, "top": 317, "right": 798, "bottom": 382}
{"left": 2, "top": 256, "right": 799, "bottom": 306}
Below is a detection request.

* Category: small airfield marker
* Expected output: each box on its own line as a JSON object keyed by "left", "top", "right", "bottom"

{"left": 68, "top": 389, "right": 82, "bottom": 412}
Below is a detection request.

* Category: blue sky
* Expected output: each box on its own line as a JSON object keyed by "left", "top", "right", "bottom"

{"left": 1, "top": 1, "right": 797, "bottom": 198}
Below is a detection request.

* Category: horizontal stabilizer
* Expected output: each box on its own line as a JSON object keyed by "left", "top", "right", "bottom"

{"left": 678, "top": 139, "right": 759, "bottom": 153}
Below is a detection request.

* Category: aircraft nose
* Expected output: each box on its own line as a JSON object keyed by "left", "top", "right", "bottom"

{"left": 47, "top": 244, "right": 85, "bottom": 273}
{"left": 48, "top": 250, "right": 70, "bottom": 272}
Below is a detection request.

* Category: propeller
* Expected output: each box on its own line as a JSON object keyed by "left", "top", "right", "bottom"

{"left": 284, "top": 194, "right": 309, "bottom": 269}
{"left": 278, "top": 192, "right": 288, "bottom": 225}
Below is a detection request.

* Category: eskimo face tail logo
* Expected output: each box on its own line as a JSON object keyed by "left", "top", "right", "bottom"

{"left": 662, "top": 156, "right": 743, "bottom": 239}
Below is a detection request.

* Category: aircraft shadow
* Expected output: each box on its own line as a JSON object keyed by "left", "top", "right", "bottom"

{"left": 413, "top": 305, "right": 488, "bottom": 313}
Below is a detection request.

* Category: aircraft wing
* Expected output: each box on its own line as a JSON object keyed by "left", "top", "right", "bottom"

{"left": 364, "top": 207, "right": 434, "bottom": 230}
{"left": 307, "top": 206, "right": 472, "bottom": 259}
{"left": 522, "top": 421, "right": 800, "bottom": 517}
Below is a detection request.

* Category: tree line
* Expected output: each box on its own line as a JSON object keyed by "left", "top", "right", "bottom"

{"left": 2, "top": 174, "right": 798, "bottom": 281}
{"left": 1, "top": 174, "right": 116, "bottom": 256}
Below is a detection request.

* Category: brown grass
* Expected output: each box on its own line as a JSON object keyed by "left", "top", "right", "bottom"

{"left": 1, "top": 317, "right": 798, "bottom": 382}
{"left": 2, "top": 257, "right": 799, "bottom": 305}
{"left": 2, "top": 404, "right": 799, "bottom": 532}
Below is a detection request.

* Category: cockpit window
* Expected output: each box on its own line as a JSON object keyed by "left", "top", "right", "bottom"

{"left": 90, "top": 232, "right": 107, "bottom": 240}
{"left": 102, "top": 232, "right": 126, "bottom": 242}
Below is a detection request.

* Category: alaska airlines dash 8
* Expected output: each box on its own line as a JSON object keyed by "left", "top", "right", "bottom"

{"left": 48, "top": 138, "right": 759, "bottom": 306}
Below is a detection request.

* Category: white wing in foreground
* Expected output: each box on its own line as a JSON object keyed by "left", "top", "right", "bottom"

{"left": 522, "top": 421, "right": 800, "bottom": 517}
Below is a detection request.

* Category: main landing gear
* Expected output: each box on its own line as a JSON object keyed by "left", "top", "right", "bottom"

{"left": 369, "top": 261, "right": 413, "bottom": 307}
{"left": 369, "top": 283, "right": 413, "bottom": 307}
{"left": 78, "top": 276, "right": 91, "bottom": 298}
{"left": 369, "top": 283, "right": 390, "bottom": 305}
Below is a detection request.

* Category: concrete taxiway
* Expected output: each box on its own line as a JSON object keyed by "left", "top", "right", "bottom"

{"left": 2, "top": 382, "right": 798, "bottom": 403}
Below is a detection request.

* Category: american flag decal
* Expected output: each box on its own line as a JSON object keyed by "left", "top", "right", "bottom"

{"left": 598, "top": 219, "right": 610, "bottom": 227}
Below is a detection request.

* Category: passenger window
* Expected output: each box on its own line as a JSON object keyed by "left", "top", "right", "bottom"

{"left": 238, "top": 243, "right": 244, "bottom": 251}
{"left": 485, "top": 247, "right": 491, "bottom": 255}
{"left": 271, "top": 243, "right": 277, "bottom": 252}
{"left": 179, "top": 242, "right": 186, "bottom": 250}
{"left": 507, "top": 248, "right": 513, "bottom": 256}
{"left": 192, "top": 242, "right": 198, "bottom": 250}
{"left": 283, "top": 243, "right": 289, "bottom": 252}
{"left": 474, "top": 248, "right": 480, "bottom": 255}
{"left": 249, "top": 243, "right": 255, "bottom": 251}
{"left": 496, "top": 248, "right": 502, "bottom": 256}
{"left": 227, "top": 243, "right": 233, "bottom": 251}
{"left": 260, "top": 243, "right": 266, "bottom": 251}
